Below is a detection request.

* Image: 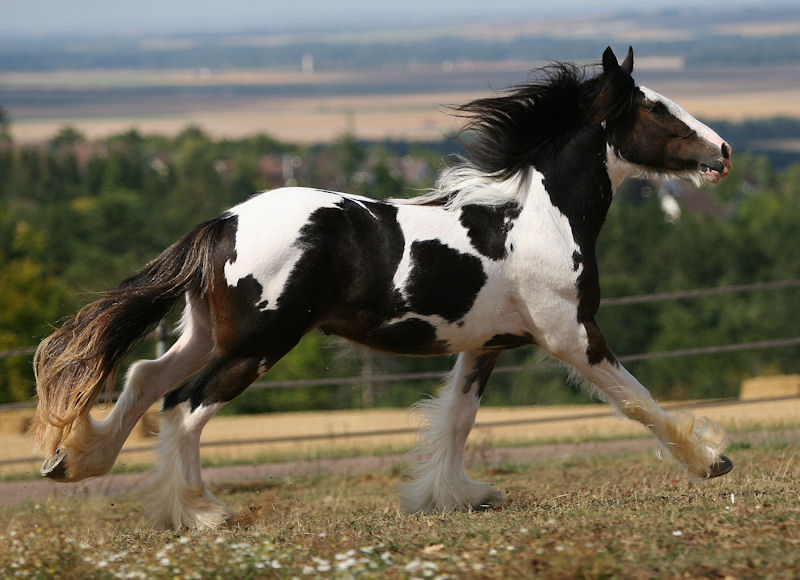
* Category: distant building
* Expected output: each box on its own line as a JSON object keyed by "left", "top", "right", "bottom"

{"left": 622, "top": 178, "right": 727, "bottom": 222}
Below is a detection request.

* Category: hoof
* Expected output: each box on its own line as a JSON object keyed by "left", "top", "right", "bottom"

{"left": 41, "top": 449, "right": 69, "bottom": 481}
{"left": 471, "top": 487, "right": 504, "bottom": 511}
{"left": 706, "top": 454, "right": 733, "bottom": 479}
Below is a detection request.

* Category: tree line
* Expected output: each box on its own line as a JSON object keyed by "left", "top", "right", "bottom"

{"left": 1, "top": 117, "right": 798, "bottom": 411}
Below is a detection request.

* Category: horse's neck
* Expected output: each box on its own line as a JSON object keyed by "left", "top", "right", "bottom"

{"left": 605, "top": 144, "right": 633, "bottom": 192}
{"left": 514, "top": 143, "right": 615, "bottom": 252}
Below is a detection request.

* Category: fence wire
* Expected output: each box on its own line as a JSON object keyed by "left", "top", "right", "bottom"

{"left": 2, "top": 279, "right": 798, "bottom": 361}
{"left": 1, "top": 393, "right": 798, "bottom": 468}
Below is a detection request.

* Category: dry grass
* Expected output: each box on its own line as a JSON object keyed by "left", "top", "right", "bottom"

{"left": 0, "top": 435, "right": 797, "bottom": 578}
{"left": 13, "top": 87, "right": 800, "bottom": 145}
{"left": 8, "top": 91, "right": 470, "bottom": 144}
{"left": 3, "top": 398, "right": 799, "bottom": 479}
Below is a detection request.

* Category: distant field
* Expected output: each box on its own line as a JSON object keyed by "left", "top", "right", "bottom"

{"left": 6, "top": 61, "right": 800, "bottom": 144}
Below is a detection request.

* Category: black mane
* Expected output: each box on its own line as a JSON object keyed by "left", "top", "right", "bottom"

{"left": 454, "top": 62, "right": 631, "bottom": 180}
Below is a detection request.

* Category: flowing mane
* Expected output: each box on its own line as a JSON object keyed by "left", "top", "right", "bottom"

{"left": 399, "top": 62, "right": 630, "bottom": 210}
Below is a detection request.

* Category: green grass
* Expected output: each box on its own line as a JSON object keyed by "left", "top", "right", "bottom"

{"left": 1, "top": 437, "right": 798, "bottom": 578}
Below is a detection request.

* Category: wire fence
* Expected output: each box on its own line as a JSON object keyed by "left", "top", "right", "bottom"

{"left": 3, "top": 278, "right": 799, "bottom": 362}
{"left": 2, "top": 392, "right": 798, "bottom": 468}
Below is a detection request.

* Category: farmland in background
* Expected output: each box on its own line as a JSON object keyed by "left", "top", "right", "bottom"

{"left": 3, "top": 6, "right": 800, "bottom": 148}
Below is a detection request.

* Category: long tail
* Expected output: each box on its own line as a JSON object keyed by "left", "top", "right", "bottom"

{"left": 31, "top": 216, "right": 231, "bottom": 456}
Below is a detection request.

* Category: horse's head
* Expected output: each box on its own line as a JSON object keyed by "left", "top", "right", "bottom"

{"left": 598, "top": 46, "right": 731, "bottom": 187}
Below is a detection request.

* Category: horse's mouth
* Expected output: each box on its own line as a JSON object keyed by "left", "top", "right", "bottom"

{"left": 699, "top": 158, "right": 730, "bottom": 184}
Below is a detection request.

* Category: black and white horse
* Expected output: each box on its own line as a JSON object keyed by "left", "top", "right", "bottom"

{"left": 32, "top": 47, "right": 733, "bottom": 529}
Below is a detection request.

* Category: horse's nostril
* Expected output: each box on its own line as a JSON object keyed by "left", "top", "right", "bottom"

{"left": 721, "top": 142, "right": 731, "bottom": 159}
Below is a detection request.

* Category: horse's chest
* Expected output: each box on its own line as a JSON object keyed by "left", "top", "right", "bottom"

{"left": 505, "top": 190, "right": 583, "bottom": 290}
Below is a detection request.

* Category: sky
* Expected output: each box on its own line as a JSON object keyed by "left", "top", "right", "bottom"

{"left": 2, "top": 0, "right": 788, "bottom": 38}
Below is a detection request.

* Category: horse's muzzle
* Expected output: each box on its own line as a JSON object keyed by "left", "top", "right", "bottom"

{"left": 700, "top": 142, "right": 732, "bottom": 184}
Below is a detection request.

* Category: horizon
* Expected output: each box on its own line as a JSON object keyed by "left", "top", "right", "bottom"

{"left": 4, "top": 0, "right": 796, "bottom": 39}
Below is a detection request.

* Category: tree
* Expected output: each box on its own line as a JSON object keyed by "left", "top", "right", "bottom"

{"left": 0, "top": 105, "right": 10, "bottom": 145}
{"left": 0, "top": 210, "right": 74, "bottom": 402}
{"left": 50, "top": 125, "right": 85, "bottom": 149}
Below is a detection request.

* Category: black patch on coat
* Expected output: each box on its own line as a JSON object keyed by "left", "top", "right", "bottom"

{"left": 534, "top": 126, "right": 619, "bottom": 367}
{"left": 458, "top": 203, "right": 521, "bottom": 260}
{"left": 310, "top": 198, "right": 415, "bottom": 345}
{"left": 583, "top": 319, "right": 616, "bottom": 366}
{"left": 572, "top": 251, "right": 582, "bottom": 272}
{"left": 304, "top": 198, "right": 407, "bottom": 317}
{"left": 362, "top": 317, "right": 449, "bottom": 355}
{"left": 462, "top": 351, "right": 501, "bottom": 398}
{"left": 405, "top": 239, "right": 487, "bottom": 323}
{"left": 482, "top": 332, "right": 534, "bottom": 350}
{"left": 292, "top": 197, "right": 450, "bottom": 356}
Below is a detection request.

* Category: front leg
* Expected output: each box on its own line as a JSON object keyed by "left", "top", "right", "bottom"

{"left": 540, "top": 319, "right": 732, "bottom": 478}
{"left": 399, "top": 350, "right": 504, "bottom": 513}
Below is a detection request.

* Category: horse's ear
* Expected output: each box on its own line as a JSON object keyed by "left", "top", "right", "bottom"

{"left": 594, "top": 46, "right": 635, "bottom": 123}
{"left": 602, "top": 46, "right": 619, "bottom": 74}
{"left": 602, "top": 46, "right": 634, "bottom": 76}
{"left": 620, "top": 46, "right": 634, "bottom": 75}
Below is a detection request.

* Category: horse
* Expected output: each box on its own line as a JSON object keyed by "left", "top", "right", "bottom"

{"left": 31, "top": 46, "right": 733, "bottom": 529}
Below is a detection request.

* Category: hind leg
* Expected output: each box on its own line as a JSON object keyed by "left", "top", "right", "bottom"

{"left": 42, "top": 299, "right": 214, "bottom": 482}
{"left": 144, "top": 347, "right": 298, "bottom": 529}
{"left": 144, "top": 396, "right": 232, "bottom": 529}
{"left": 399, "top": 350, "right": 503, "bottom": 513}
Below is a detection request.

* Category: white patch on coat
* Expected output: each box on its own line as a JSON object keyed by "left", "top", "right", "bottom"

{"left": 503, "top": 170, "right": 584, "bottom": 354}
{"left": 223, "top": 188, "right": 342, "bottom": 311}
{"left": 385, "top": 203, "right": 525, "bottom": 351}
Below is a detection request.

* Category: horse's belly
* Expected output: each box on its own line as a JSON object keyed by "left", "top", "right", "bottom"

{"left": 323, "top": 301, "right": 531, "bottom": 357}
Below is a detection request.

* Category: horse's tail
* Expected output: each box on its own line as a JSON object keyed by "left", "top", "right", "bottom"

{"left": 31, "top": 216, "right": 230, "bottom": 457}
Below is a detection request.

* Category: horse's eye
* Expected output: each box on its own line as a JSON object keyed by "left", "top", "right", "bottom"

{"left": 648, "top": 101, "right": 667, "bottom": 115}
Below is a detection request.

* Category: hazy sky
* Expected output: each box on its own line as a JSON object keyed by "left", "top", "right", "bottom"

{"left": 3, "top": 0, "right": 787, "bottom": 38}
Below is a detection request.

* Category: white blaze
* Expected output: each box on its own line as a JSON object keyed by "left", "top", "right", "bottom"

{"left": 638, "top": 85, "right": 726, "bottom": 151}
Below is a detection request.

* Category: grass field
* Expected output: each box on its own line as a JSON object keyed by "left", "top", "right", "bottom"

{"left": 1, "top": 434, "right": 797, "bottom": 578}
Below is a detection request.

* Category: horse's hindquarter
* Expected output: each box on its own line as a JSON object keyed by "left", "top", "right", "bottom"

{"left": 222, "top": 187, "right": 344, "bottom": 305}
